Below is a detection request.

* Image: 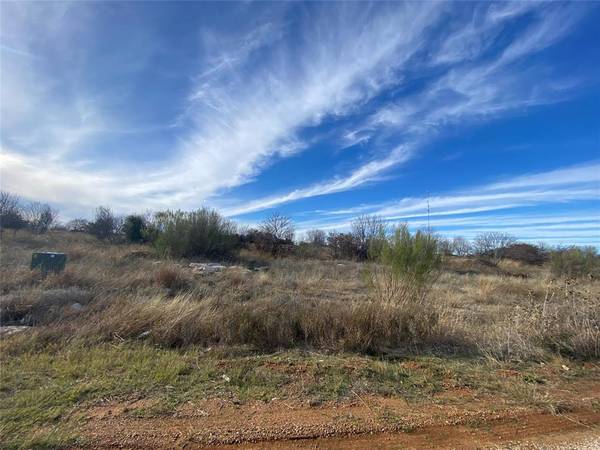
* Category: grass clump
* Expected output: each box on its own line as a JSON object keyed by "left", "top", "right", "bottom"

{"left": 153, "top": 265, "right": 191, "bottom": 292}
{"left": 478, "top": 281, "right": 600, "bottom": 361}
{"left": 1, "top": 287, "right": 92, "bottom": 325}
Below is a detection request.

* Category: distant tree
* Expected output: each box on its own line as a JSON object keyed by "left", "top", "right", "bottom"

{"left": 88, "top": 206, "right": 120, "bottom": 239}
{"left": 451, "top": 236, "right": 472, "bottom": 256}
{"left": 535, "top": 241, "right": 551, "bottom": 256}
{"left": 0, "top": 192, "right": 19, "bottom": 215}
{"left": 253, "top": 213, "right": 295, "bottom": 256}
{"left": 473, "top": 232, "right": 516, "bottom": 261}
{"left": 327, "top": 231, "right": 359, "bottom": 260}
{"left": 122, "top": 214, "right": 146, "bottom": 243}
{"left": 497, "top": 243, "right": 546, "bottom": 265}
{"left": 306, "top": 229, "right": 326, "bottom": 246}
{"left": 550, "top": 246, "right": 599, "bottom": 278}
{"left": 0, "top": 191, "right": 26, "bottom": 235}
{"left": 260, "top": 212, "right": 294, "bottom": 241}
{"left": 153, "top": 208, "right": 239, "bottom": 259}
{"left": 24, "top": 202, "right": 57, "bottom": 234}
{"left": 351, "top": 215, "right": 387, "bottom": 260}
{"left": 66, "top": 218, "right": 90, "bottom": 232}
{"left": 437, "top": 238, "right": 453, "bottom": 256}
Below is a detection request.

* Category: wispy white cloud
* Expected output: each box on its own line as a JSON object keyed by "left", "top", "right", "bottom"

{"left": 484, "top": 162, "right": 600, "bottom": 191}
{"left": 217, "top": 3, "right": 590, "bottom": 216}
{"left": 291, "top": 161, "right": 600, "bottom": 245}
{"left": 221, "top": 144, "right": 413, "bottom": 216}
{"left": 0, "top": 1, "right": 593, "bottom": 229}
{"left": 2, "top": 2, "right": 441, "bottom": 213}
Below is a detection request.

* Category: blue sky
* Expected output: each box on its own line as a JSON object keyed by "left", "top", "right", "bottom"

{"left": 1, "top": 1, "right": 599, "bottom": 245}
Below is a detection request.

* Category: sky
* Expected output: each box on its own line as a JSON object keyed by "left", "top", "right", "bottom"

{"left": 1, "top": 1, "right": 599, "bottom": 245}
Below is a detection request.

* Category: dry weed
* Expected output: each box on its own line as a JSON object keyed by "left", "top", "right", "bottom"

{"left": 1, "top": 231, "right": 598, "bottom": 360}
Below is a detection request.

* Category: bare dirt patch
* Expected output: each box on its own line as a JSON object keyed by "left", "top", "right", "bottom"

{"left": 80, "top": 386, "right": 600, "bottom": 449}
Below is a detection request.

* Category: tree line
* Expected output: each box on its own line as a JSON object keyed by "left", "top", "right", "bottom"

{"left": 0, "top": 192, "right": 58, "bottom": 235}
{"left": 1, "top": 190, "right": 597, "bottom": 277}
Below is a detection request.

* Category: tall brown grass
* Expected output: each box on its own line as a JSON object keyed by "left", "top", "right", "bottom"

{"left": 1, "top": 230, "right": 598, "bottom": 360}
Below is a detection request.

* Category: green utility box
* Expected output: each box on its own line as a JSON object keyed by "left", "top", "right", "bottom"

{"left": 31, "top": 252, "right": 67, "bottom": 274}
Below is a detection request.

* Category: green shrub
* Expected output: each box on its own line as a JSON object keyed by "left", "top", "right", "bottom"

{"left": 369, "top": 225, "right": 441, "bottom": 304}
{"left": 380, "top": 225, "right": 441, "bottom": 285}
{"left": 123, "top": 215, "right": 146, "bottom": 243}
{"left": 88, "top": 206, "right": 120, "bottom": 240}
{"left": 153, "top": 208, "right": 239, "bottom": 259}
{"left": 550, "top": 246, "right": 599, "bottom": 278}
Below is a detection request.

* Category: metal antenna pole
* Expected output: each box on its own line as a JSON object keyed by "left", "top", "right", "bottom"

{"left": 427, "top": 191, "right": 430, "bottom": 233}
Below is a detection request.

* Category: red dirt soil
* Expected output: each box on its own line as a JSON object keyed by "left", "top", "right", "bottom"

{"left": 79, "top": 384, "right": 600, "bottom": 449}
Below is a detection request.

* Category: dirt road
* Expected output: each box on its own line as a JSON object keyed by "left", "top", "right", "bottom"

{"left": 82, "top": 388, "right": 600, "bottom": 449}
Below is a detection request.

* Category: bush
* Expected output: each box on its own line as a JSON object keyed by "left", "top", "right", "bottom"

{"left": 306, "top": 229, "right": 326, "bottom": 246}
{"left": 153, "top": 208, "right": 239, "bottom": 259}
{"left": 123, "top": 215, "right": 146, "bottom": 243}
{"left": 327, "top": 232, "right": 359, "bottom": 260}
{"left": 0, "top": 192, "right": 26, "bottom": 234}
{"left": 369, "top": 225, "right": 441, "bottom": 305}
{"left": 473, "top": 232, "right": 516, "bottom": 261}
{"left": 153, "top": 266, "right": 191, "bottom": 291}
{"left": 550, "top": 246, "right": 599, "bottom": 278}
{"left": 88, "top": 207, "right": 121, "bottom": 239}
{"left": 66, "top": 218, "right": 90, "bottom": 232}
{"left": 497, "top": 243, "right": 546, "bottom": 265}
{"left": 296, "top": 229, "right": 330, "bottom": 259}
{"left": 252, "top": 213, "right": 295, "bottom": 256}
{"left": 24, "top": 202, "right": 58, "bottom": 234}
{"left": 379, "top": 225, "right": 440, "bottom": 286}
{"left": 294, "top": 242, "right": 330, "bottom": 260}
{"left": 351, "top": 215, "right": 387, "bottom": 261}
{"left": 451, "top": 236, "right": 472, "bottom": 256}
{"left": 243, "top": 229, "right": 294, "bottom": 257}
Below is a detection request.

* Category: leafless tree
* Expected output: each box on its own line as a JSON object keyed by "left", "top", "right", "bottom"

{"left": 260, "top": 212, "right": 294, "bottom": 241}
{"left": 351, "top": 215, "right": 387, "bottom": 260}
{"left": 451, "top": 236, "right": 472, "bottom": 256}
{"left": 0, "top": 191, "right": 19, "bottom": 213}
{"left": 437, "top": 238, "right": 453, "bottom": 255}
{"left": 24, "top": 202, "right": 58, "bottom": 234}
{"left": 306, "top": 229, "right": 326, "bottom": 246}
{"left": 0, "top": 191, "right": 26, "bottom": 234}
{"left": 66, "top": 219, "right": 90, "bottom": 232}
{"left": 327, "top": 231, "right": 359, "bottom": 260}
{"left": 473, "top": 232, "right": 516, "bottom": 260}
{"left": 88, "top": 206, "right": 120, "bottom": 239}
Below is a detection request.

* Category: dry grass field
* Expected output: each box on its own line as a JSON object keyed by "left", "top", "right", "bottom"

{"left": 1, "top": 230, "right": 599, "bottom": 448}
